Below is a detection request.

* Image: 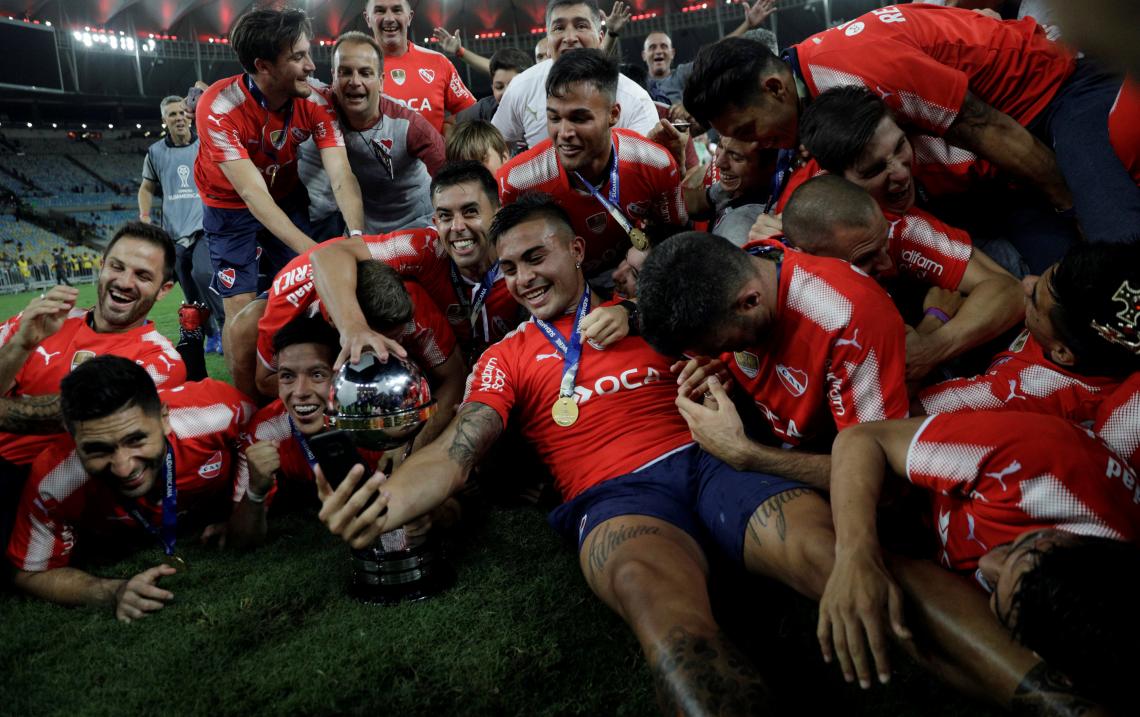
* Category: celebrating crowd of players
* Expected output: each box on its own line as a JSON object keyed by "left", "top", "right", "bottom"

{"left": 2, "top": 1, "right": 1140, "bottom": 713}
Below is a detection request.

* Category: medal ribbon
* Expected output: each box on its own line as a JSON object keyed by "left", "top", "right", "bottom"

{"left": 448, "top": 260, "right": 501, "bottom": 335}
{"left": 288, "top": 415, "right": 319, "bottom": 473}
{"left": 120, "top": 445, "right": 178, "bottom": 557}
{"left": 533, "top": 289, "right": 591, "bottom": 399}
{"left": 245, "top": 74, "right": 294, "bottom": 155}
{"left": 574, "top": 140, "right": 637, "bottom": 238}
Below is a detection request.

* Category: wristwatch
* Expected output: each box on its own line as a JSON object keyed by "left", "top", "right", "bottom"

{"left": 620, "top": 300, "right": 640, "bottom": 336}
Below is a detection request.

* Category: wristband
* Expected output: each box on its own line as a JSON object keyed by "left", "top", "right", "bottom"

{"left": 348, "top": 229, "right": 363, "bottom": 237}
{"left": 456, "top": 45, "right": 465, "bottom": 58}
{"left": 619, "top": 299, "right": 641, "bottom": 336}
{"left": 924, "top": 307, "right": 951, "bottom": 324}
{"left": 245, "top": 483, "right": 271, "bottom": 504}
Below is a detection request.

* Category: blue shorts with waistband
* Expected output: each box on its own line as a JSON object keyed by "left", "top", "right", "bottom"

{"left": 547, "top": 443, "right": 809, "bottom": 565}
{"left": 202, "top": 200, "right": 310, "bottom": 298}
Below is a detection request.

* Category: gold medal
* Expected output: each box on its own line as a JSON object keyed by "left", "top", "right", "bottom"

{"left": 551, "top": 396, "right": 579, "bottom": 427}
{"left": 629, "top": 227, "right": 649, "bottom": 251}
{"left": 164, "top": 554, "right": 188, "bottom": 572}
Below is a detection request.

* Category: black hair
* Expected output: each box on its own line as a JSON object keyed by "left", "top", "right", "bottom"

{"left": 356, "top": 261, "right": 413, "bottom": 331}
{"left": 60, "top": 355, "right": 161, "bottom": 433}
{"left": 230, "top": 8, "right": 313, "bottom": 75}
{"left": 782, "top": 175, "right": 881, "bottom": 252}
{"left": 684, "top": 37, "right": 784, "bottom": 128}
{"left": 105, "top": 221, "right": 176, "bottom": 283}
{"left": 546, "top": 48, "right": 619, "bottom": 105}
{"left": 637, "top": 232, "right": 758, "bottom": 356}
{"left": 488, "top": 192, "right": 575, "bottom": 246}
{"left": 272, "top": 314, "right": 341, "bottom": 359}
{"left": 430, "top": 159, "right": 501, "bottom": 208}
{"left": 545, "top": 0, "right": 603, "bottom": 30}
{"left": 490, "top": 47, "right": 534, "bottom": 76}
{"left": 1006, "top": 535, "right": 1140, "bottom": 710}
{"left": 799, "top": 86, "right": 893, "bottom": 174}
{"left": 620, "top": 62, "right": 648, "bottom": 90}
{"left": 1048, "top": 242, "right": 1140, "bottom": 376}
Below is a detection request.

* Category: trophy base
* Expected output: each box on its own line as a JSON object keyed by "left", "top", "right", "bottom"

{"left": 349, "top": 538, "right": 454, "bottom": 604}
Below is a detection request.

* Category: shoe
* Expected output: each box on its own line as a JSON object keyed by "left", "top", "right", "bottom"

{"left": 178, "top": 302, "right": 211, "bottom": 333}
{"left": 205, "top": 334, "right": 224, "bottom": 355}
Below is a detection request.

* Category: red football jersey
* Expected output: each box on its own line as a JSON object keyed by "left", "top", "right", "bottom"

{"left": 727, "top": 244, "right": 908, "bottom": 445}
{"left": 363, "top": 228, "right": 522, "bottom": 351}
{"left": 792, "top": 4, "right": 1075, "bottom": 135}
{"left": 1109, "top": 78, "right": 1140, "bottom": 184}
{"left": 906, "top": 411, "right": 1140, "bottom": 575}
{"left": 7, "top": 380, "right": 255, "bottom": 571}
{"left": 195, "top": 74, "right": 345, "bottom": 209}
{"left": 497, "top": 128, "right": 687, "bottom": 276}
{"left": 0, "top": 308, "right": 186, "bottom": 466}
{"left": 1094, "top": 373, "right": 1140, "bottom": 472}
{"left": 463, "top": 303, "right": 694, "bottom": 501}
{"left": 257, "top": 233, "right": 458, "bottom": 372}
{"left": 383, "top": 44, "right": 475, "bottom": 133}
{"left": 919, "top": 330, "right": 1120, "bottom": 420}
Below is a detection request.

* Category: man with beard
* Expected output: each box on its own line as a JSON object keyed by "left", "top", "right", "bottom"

{"left": 362, "top": 0, "right": 475, "bottom": 136}
{"left": 497, "top": 49, "right": 686, "bottom": 279}
{"left": 298, "top": 32, "right": 444, "bottom": 239}
{"left": 0, "top": 222, "right": 186, "bottom": 475}
{"left": 6, "top": 356, "right": 257, "bottom": 622}
{"left": 195, "top": 8, "right": 364, "bottom": 362}
{"left": 311, "top": 162, "right": 522, "bottom": 364}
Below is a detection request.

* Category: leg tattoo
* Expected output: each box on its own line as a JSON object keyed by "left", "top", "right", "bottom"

{"left": 1010, "top": 662, "right": 1097, "bottom": 717}
{"left": 587, "top": 522, "right": 661, "bottom": 581}
{"left": 652, "top": 626, "right": 770, "bottom": 716}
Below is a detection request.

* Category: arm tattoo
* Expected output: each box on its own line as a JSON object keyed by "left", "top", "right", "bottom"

{"left": 586, "top": 522, "right": 661, "bottom": 580}
{"left": 954, "top": 92, "right": 994, "bottom": 131}
{"left": 446, "top": 403, "right": 502, "bottom": 471}
{"left": 653, "top": 626, "right": 771, "bottom": 715}
{"left": 1010, "top": 662, "right": 1097, "bottom": 717}
{"left": 0, "top": 395, "right": 63, "bottom": 434}
{"left": 745, "top": 487, "right": 812, "bottom": 547}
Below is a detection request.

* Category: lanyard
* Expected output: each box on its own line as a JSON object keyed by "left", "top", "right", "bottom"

{"left": 533, "top": 289, "right": 591, "bottom": 399}
{"left": 245, "top": 74, "right": 293, "bottom": 156}
{"left": 448, "top": 260, "right": 501, "bottom": 336}
{"left": 764, "top": 149, "right": 796, "bottom": 214}
{"left": 120, "top": 445, "right": 177, "bottom": 557}
{"left": 573, "top": 141, "right": 635, "bottom": 236}
{"left": 289, "top": 416, "right": 319, "bottom": 473}
{"left": 746, "top": 243, "right": 784, "bottom": 288}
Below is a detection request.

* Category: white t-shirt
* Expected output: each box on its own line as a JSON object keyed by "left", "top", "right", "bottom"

{"left": 491, "top": 58, "right": 660, "bottom": 150}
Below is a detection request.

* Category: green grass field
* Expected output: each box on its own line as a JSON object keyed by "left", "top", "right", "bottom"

{"left": 0, "top": 285, "right": 1001, "bottom": 716}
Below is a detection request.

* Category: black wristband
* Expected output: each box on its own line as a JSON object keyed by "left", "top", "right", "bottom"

{"left": 619, "top": 300, "right": 640, "bottom": 336}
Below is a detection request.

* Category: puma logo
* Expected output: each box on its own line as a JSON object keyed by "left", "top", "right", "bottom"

{"left": 834, "top": 329, "right": 863, "bottom": 351}
{"left": 1004, "top": 379, "right": 1027, "bottom": 402}
{"left": 983, "top": 459, "right": 1021, "bottom": 492}
{"left": 207, "top": 114, "right": 224, "bottom": 126}
{"left": 964, "top": 513, "right": 988, "bottom": 551}
{"left": 535, "top": 350, "right": 562, "bottom": 363}
{"left": 35, "top": 347, "right": 61, "bottom": 365}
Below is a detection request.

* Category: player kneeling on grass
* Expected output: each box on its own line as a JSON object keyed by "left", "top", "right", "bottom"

{"left": 821, "top": 411, "right": 1140, "bottom": 712}
{"left": 6, "top": 356, "right": 257, "bottom": 622}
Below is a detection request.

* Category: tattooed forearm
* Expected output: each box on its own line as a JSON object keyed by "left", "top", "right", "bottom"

{"left": 653, "top": 626, "right": 770, "bottom": 716}
{"left": 446, "top": 403, "right": 502, "bottom": 471}
{"left": 746, "top": 487, "right": 811, "bottom": 546}
{"left": 1010, "top": 662, "right": 1097, "bottom": 717}
{"left": 0, "top": 395, "right": 63, "bottom": 434}
{"left": 587, "top": 522, "right": 661, "bottom": 579}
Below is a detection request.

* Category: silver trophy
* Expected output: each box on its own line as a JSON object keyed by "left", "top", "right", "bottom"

{"left": 327, "top": 352, "right": 453, "bottom": 603}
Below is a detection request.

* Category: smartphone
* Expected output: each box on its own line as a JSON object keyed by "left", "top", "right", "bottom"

{"left": 670, "top": 121, "right": 691, "bottom": 133}
{"left": 309, "top": 429, "right": 368, "bottom": 491}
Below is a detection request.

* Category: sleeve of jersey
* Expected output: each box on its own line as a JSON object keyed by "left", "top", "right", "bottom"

{"left": 138, "top": 332, "right": 188, "bottom": 388}
{"left": 495, "top": 163, "right": 518, "bottom": 206}
{"left": 807, "top": 41, "right": 968, "bottom": 135}
{"left": 904, "top": 414, "right": 991, "bottom": 495}
{"left": 196, "top": 96, "right": 249, "bottom": 164}
{"left": 303, "top": 98, "right": 346, "bottom": 150}
{"left": 890, "top": 209, "right": 972, "bottom": 291}
{"left": 255, "top": 300, "right": 291, "bottom": 371}
{"left": 0, "top": 314, "right": 22, "bottom": 350}
{"left": 6, "top": 450, "right": 78, "bottom": 571}
{"left": 653, "top": 155, "right": 689, "bottom": 226}
{"left": 1095, "top": 379, "right": 1140, "bottom": 470}
{"left": 491, "top": 85, "right": 523, "bottom": 146}
{"left": 407, "top": 112, "right": 446, "bottom": 176}
{"left": 443, "top": 62, "right": 477, "bottom": 114}
{"left": 365, "top": 231, "right": 431, "bottom": 276}
{"left": 141, "top": 150, "right": 158, "bottom": 183}
{"left": 411, "top": 298, "right": 458, "bottom": 369}
{"left": 461, "top": 342, "right": 516, "bottom": 429}
{"left": 830, "top": 290, "right": 909, "bottom": 429}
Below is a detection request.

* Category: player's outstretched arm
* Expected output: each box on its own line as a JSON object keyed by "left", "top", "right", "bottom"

{"left": 945, "top": 92, "right": 1073, "bottom": 212}
{"left": 14, "top": 564, "right": 176, "bottom": 622}
{"left": 319, "top": 146, "right": 366, "bottom": 234}
{"left": 317, "top": 402, "right": 503, "bottom": 549}
{"left": 218, "top": 158, "right": 317, "bottom": 255}
{"left": 0, "top": 395, "right": 62, "bottom": 434}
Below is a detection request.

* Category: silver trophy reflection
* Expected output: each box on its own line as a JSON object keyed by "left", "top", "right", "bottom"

{"left": 327, "top": 351, "right": 454, "bottom": 603}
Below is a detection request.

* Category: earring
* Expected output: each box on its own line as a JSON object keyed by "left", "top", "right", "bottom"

{"left": 575, "top": 261, "right": 581, "bottom": 269}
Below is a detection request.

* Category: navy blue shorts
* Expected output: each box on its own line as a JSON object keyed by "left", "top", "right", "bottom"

{"left": 202, "top": 202, "right": 310, "bottom": 297}
{"left": 547, "top": 444, "right": 809, "bottom": 566}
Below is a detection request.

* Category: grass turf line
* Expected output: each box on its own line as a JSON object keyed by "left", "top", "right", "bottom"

{"left": 0, "top": 286, "right": 1003, "bottom": 715}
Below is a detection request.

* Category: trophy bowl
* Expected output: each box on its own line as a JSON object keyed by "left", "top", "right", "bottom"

{"left": 327, "top": 351, "right": 437, "bottom": 451}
